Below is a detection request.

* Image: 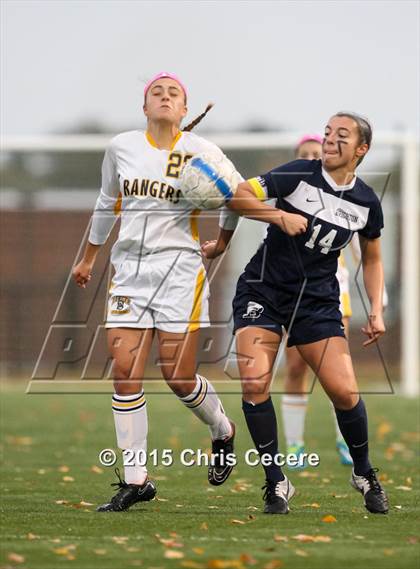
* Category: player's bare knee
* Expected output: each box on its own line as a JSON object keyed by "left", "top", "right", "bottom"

{"left": 331, "top": 390, "right": 359, "bottom": 410}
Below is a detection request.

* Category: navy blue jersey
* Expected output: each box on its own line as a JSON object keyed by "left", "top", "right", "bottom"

{"left": 243, "top": 159, "right": 384, "bottom": 308}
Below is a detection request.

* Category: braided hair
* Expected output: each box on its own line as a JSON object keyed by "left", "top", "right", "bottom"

{"left": 183, "top": 103, "right": 214, "bottom": 132}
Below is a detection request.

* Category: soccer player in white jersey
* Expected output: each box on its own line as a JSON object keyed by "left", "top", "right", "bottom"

{"left": 72, "top": 72, "right": 236, "bottom": 512}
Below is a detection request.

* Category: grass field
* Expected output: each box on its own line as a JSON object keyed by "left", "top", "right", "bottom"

{"left": 0, "top": 381, "right": 419, "bottom": 569}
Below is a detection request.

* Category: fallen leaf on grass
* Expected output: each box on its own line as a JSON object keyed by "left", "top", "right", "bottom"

{"left": 384, "top": 549, "right": 395, "bottom": 556}
{"left": 207, "top": 560, "right": 244, "bottom": 569}
{"left": 7, "top": 553, "right": 25, "bottom": 564}
{"left": 263, "top": 562, "right": 283, "bottom": 569}
{"left": 93, "top": 549, "right": 107, "bottom": 555}
{"left": 354, "top": 535, "right": 365, "bottom": 540}
{"left": 301, "top": 503, "right": 320, "bottom": 508}
{"left": 273, "top": 535, "right": 288, "bottom": 542}
{"left": 181, "top": 561, "right": 205, "bottom": 569}
{"left": 292, "top": 534, "right": 315, "bottom": 543}
{"left": 91, "top": 465, "right": 103, "bottom": 474}
{"left": 55, "top": 500, "right": 69, "bottom": 505}
{"left": 6, "top": 436, "right": 32, "bottom": 446}
{"left": 394, "top": 505, "right": 402, "bottom": 510}
{"left": 230, "top": 519, "right": 246, "bottom": 525}
{"left": 192, "top": 548, "right": 205, "bottom": 555}
{"left": 247, "top": 506, "right": 258, "bottom": 511}
{"left": 297, "top": 471, "right": 318, "bottom": 478}
{"left": 295, "top": 549, "right": 309, "bottom": 557}
{"left": 200, "top": 522, "right": 208, "bottom": 531}
{"left": 239, "top": 552, "right": 257, "bottom": 565}
{"left": 156, "top": 497, "right": 169, "bottom": 502}
{"left": 27, "top": 533, "right": 40, "bottom": 540}
{"left": 164, "top": 550, "right": 184, "bottom": 559}
{"left": 331, "top": 495, "right": 347, "bottom": 499}
{"left": 37, "top": 469, "right": 46, "bottom": 475}
{"left": 321, "top": 515, "right": 337, "bottom": 523}
{"left": 394, "top": 486, "right": 412, "bottom": 491}
{"left": 112, "top": 536, "right": 129, "bottom": 545}
{"left": 53, "top": 544, "right": 77, "bottom": 559}
{"left": 407, "top": 537, "right": 419, "bottom": 544}
{"left": 155, "top": 535, "right": 183, "bottom": 548}
{"left": 58, "top": 465, "right": 70, "bottom": 473}
{"left": 247, "top": 515, "right": 256, "bottom": 521}
{"left": 62, "top": 476, "right": 75, "bottom": 482}
{"left": 125, "top": 547, "right": 141, "bottom": 553}
{"left": 376, "top": 421, "right": 392, "bottom": 440}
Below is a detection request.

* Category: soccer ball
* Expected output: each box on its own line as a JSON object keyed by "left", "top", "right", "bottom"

{"left": 180, "top": 152, "right": 241, "bottom": 209}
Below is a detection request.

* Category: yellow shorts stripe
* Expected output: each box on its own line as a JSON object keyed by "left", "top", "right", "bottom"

{"left": 190, "top": 208, "right": 200, "bottom": 242}
{"left": 340, "top": 291, "right": 352, "bottom": 318}
{"left": 188, "top": 267, "right": 205, "bottom": 332}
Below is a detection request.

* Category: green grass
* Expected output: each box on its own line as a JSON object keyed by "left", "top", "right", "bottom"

{"left": 0, "top": 381, "right": 419, "bottom": 569}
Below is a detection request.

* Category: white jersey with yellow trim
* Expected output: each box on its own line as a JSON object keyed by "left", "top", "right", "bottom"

{"left": 89, "top": 129, "right": 227, "bottom": 266}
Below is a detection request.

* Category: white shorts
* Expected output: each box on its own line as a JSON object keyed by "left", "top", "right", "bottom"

{"left": 106, "top": 250, "right": 210, "bottom": 333}
{"left": 336, "top": 261, "right": 352, "bottom": 318}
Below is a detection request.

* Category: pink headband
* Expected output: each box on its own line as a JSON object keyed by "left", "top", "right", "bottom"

{"left": 297, "top": 134, "right": 323, "bottom": 147}
{"left": 144, "top": 72, "right": 187, "bottom": 99}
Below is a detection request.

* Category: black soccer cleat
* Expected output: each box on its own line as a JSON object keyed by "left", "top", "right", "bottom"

{"left": 208, "top": 421, "right": 236, "bottom": 486}
{"left": 97, "top": 468, "right": 157, "bottom": 512}
{"left": 350, "top": 468, "right": 389, "bottom": 514}
{"left": 262, "top": 476, "right": 295, "bottom": 514}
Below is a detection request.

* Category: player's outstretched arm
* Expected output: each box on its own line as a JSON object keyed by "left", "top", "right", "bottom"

{"left": 359, "top": 235, "right": 386, "bottom": 346}
{"left": 228, "top": 181, "right": 308, "bottom": 236}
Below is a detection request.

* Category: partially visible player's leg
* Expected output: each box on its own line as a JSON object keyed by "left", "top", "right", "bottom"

{"left": 97, "top": 327, "right": 156, "bottom": 512}
{"left": 236, "top": 326, "right": 295, "bottom": 514}
{"left": 297, "top": 336, "right": 388, "bottom": 513}
{"left": 157, "top": 328, "right": 235, "bottom": 485}
{"left": 282, "top": 346, "right": 309, "bottom": 468}
{"left": 330, "top": 316, "right": 353, "bottom": 465}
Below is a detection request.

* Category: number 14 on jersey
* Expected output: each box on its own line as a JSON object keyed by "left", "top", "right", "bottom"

{"left": 305, "top": 224, "right": 338, "bottom": 254}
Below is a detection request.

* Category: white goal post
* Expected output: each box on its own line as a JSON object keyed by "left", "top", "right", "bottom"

{"left": 1, "top": 132, "right": 418, "bottom": 396}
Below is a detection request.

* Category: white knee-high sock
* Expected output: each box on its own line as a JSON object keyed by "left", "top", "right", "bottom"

{"left": 179, "top": 375, "right": 232, "bottom": 440}
{"left": 282, "top": 394, "right": 308, "bottom": 447}
{"left": 112, "top": 391, "right": 148, "bottom": 485}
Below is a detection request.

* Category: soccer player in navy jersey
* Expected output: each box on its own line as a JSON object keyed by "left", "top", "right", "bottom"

{"left": 202, "top": 112, "right": 389, "bottom": 515}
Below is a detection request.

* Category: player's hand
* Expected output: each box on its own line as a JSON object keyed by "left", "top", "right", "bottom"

{"left": 72, "top": 260, "right": 93, "bottom": 289}
{"left": 201, "top": 240, "right": 224, "bottom": 259}
{"left": 277, "top": 212, "right": 308, "bottom": 236}
{"left": 361, "top": 312, "right": 386, "bottom": 346}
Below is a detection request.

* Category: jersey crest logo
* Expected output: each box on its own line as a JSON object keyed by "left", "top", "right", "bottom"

{"left": 110, "top": 295, "right": 131, "bottom": 315}
{"left": 242, "top": 301, "right": 264, "bottom": 319}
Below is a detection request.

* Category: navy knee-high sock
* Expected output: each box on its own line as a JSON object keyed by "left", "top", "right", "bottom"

{"left": 335, "top": 398, "right": 372, "bottom": 476}
{"left": 242, "top": 397, "right": 285, "bottom": 483}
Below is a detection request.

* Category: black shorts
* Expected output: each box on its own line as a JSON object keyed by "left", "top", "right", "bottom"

{"left": 232, "top": 276, "right": 345, "bottom": 347}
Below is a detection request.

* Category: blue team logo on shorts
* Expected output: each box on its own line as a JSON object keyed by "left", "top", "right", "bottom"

{"left": 242, "top": 301, "right": 264, "bottom": 319}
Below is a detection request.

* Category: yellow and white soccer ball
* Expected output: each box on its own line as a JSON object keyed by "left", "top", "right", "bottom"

{"left": 180, "top": 152, "right": 241, "bottom": 209}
